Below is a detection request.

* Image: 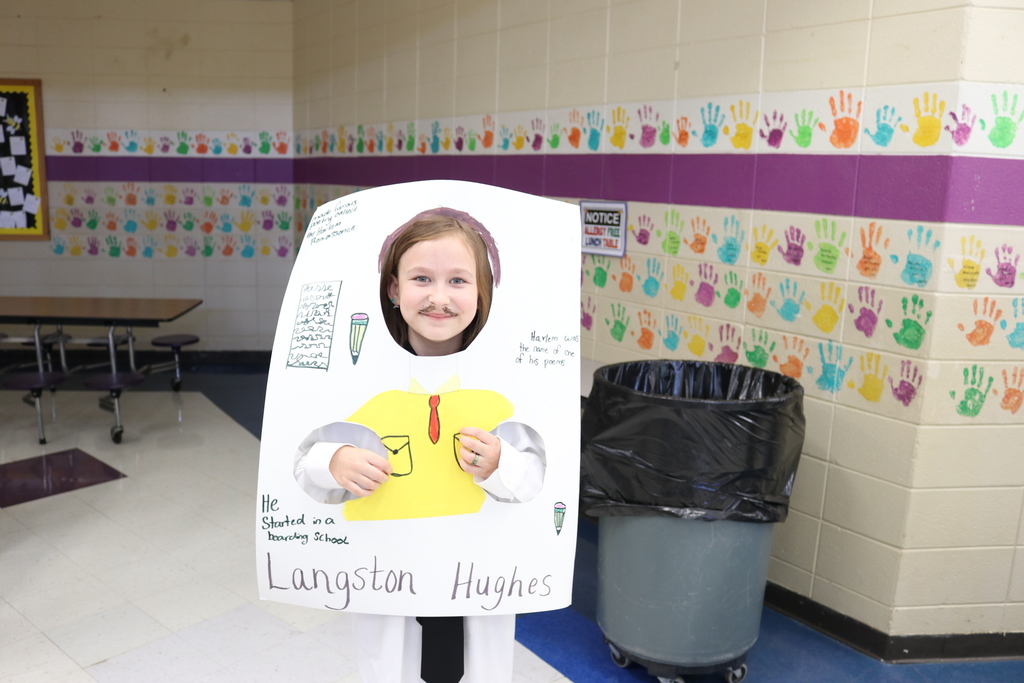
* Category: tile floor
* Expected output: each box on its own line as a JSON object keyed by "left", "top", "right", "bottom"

{"left": 2, "top": 371, "right": 1024, "bottom": 683}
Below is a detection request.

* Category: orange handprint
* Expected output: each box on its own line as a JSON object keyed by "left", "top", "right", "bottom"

{"left": 1001, "top": 368, "right": 1024, "bottom": 414}
{"left": 684, "top": 217, "right": 710, "bottom": 254}
{"left": 959, "top": 297, "right": 1003, "bottom": 347}
{"left": 774, "top": 335, "right": 810, "bottom": 380}
{"left": 828, "top": 90, "right": 862, "bottom": 149}
{"left": 856, "top": 222, "right": 888, "bottom": 279}
{"left": 745, "top": 272, "right": 772, "bottom": 318}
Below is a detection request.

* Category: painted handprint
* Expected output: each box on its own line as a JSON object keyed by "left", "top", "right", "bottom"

{"left": 163, "top": 234, "right": 179, "bottom": 258}
{"left": 631, "top": 215, "right": 653, "bottom": 246}
{"left": 816, "top": 341, "right": 853, "bottom": 393}
{"left": 141, "top": 235, "right": 157, "bottom": 258}
{"left": 774, "top": 335, "right": 810, "bottom": 380}
{"left": 199, "top": 211, "right": 217, "bottom": 234}
{"left": 951, "top": 365, "right": 994, "bottom": 418}
{"left": 696, "top": 103, "right": 725, "bottom": 148}
{"left": 605, "top": 303, "right": 630, "bottom": 342}
{"left": 683, "top": 316, "right": 710, "bottom": 357}
{"left": 531, "top": 118, "right": 546, "bottom": 151}
{"left": 893, "top": 225, "right": 940, "bottom": 287}
{"left": 911, "top": 92, "right": 945, "bottom": 147}
{"left": 586, "top": 255, "right": 610, "bottom": 288}
{"left": 771, "top": 278, "right": 808, "bottom": 322}
{"left": 986, "top": 244, "right": 1019, "bottom": 288}
{"left": 777, "top": 225, "right": 806, "bottom": 266}
{"left": 124, "top": 130, "right": 140, "bottom": 153}
{"left": 682, "top": 215, "right": 709, "bottom": 255}
{"left": 276, "top": 236, "right": 291, "bottom": 258}
{"left": 659, "top": 314, "right": 682, "bottom": 352}
{"left": 195, "top": 133, "right": 211, "bottom": 155}
{"left": 220, "top": 234, "right": 237, "bottom": 257}
{"left": 983, "top": 91, "right": 1024, "bottom": 149}
{"left": 722, "top": 271, "right": 743, "bottom": 309}
{"left": 847, "top": 353, "right": 888, "bottom": 403}
{"left": 163, "top": 210, "right": 179, "bottom": 232}
{"left": 864, "top": 105, "right": 902, "bottom": 148}
{"left": 182, "top": 236, "right": 199, "bottom": 257}
{"left": 724, "top": 100, "right": 757, "bottom": 150}
{"left": 666, "top": 264, "right": 688, "bottom": 302}
{"left": 759, "top": 111, "right": 788, "bottom": 149}
{"left": 1001, "top": 368, "right": 1024, "bottom": 414}
{"left": 674, "top": 116, "right": 690, "bottom": 148}
{"left": 1006, "top": 298, "right": 1024, "bottom": 350}
{"left": 51, "top": 236, "right": 67, "bottom": 255}
{"left": 636, "top": 311, "right": 657, "bottom": 350}
{"left": 202, "top": 235, "right": 216, "bottom": 258}
{"left": 476, "top": 116, "right": 494, "bottom": 150}
{"left": 789, "top": 109, "right": 821, "bottom": 149}
{"left": 181, "top": 187, "right": 197, "bottom": 206}
{"left": 141, "top": 210, "right": 160, "bottom": 231}
{"left": 945, "top": 105, "right": 976, "bottom": 146}
{"left": 616, "top": 256, "right": 636, "bottom": 293}
{"left": 745, "top": 272, "right": 771, "bottom": 318}
{"left": 885, "top": 294, "right": 933, "bottom": 350}
{"left": 714, "top": 324, "right": 740, "bottom": 364}
{"left": 828, "top": 90, "right": 862, "bottom": 149}
{"left": 743, "top": 329, "right": 775, "bottom": 369}
{"left": 808, "top": 216, "right": 846, "bottom": 274}
{"left": 105, "top": 235, "right": 121, "bottom": 258}
{"left": 848, "top": 286, "right": 883, "bottom": 339}
{"left": 945, "top": 235, "right": 986, "bottom": 290}
{"left": 581, "top": 297, "right": 596, "bottom": 331}
{"left": 887, "top": 360, "right": 923, "bottom": 407}
{"left": 636, "top": 105, "right": 660, "bottom": 149}
{"left": 106, "top": 131, "right": 122, "bottom": 153}
{"left": 660, "top": 209, "right": 684, "bottom": 256}
{"left": 695, "top": 264, "right": 719, "bottom": 307}
{"left": 607, "top": 107, "right": 630, "bottom": 150}
{"left": 240, "top": 234, "right": 257, "bottom": 259}
{"left": 642, "top": 259, "right": 664, "bottom": 298}
{"left": 959, "top": 297, "right": 1003, "bottom": 346}
{"left": 855, "top": 222, "right": 888, "bottom": 279}
{"left": 567, "top": 109, "right": 583, "bottom": 149}
{"left": 812, "top": 282, "right": 844, "bottom": 334}
{"left": 750, "top": 225, "right": 777, "bottom": 266}
{"left": 88, "top": 236, "right": 102, "bottom": 255}
{"left": 584, "top": 110, "right": 604, "bottom": 151}
{"left": 713, "top": 215, "right": 744, "bottom": 265}
{"left": 103, "top": 212, "right": 117, "bottom": 232}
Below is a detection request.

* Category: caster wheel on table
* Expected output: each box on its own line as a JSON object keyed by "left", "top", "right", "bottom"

{"left": 171, "top": 377, "right": 182, "bottom": 391}
{"left": 725, "top": 663, "right": 748, "bottom": 683}
{"left": 111, "top": 426, "right": 123, "bottom": 444}
{"left": 608, "top": 643, "right": 631, "bottom": 669}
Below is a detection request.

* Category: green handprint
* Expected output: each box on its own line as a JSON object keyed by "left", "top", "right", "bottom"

{"left": 885, "top": 294, "right": 932, "bottom": 350}
{"left": 789, "top": 109, "right": 820, "bottom": 149}
{"left": 660, "top": 209, "right": 684, "bottom": 256}
{"left": 547, "top": 123, "right": 561, "bottom": 149}
{"left": 605, "top": 303, "right": 630, "bottom": 342}
{"left": 202, "top": 235, "right": 215, "bottom": 258}
{"left": 259, "top": 131, "right": 273, "bottom": 155}
{"left": 658, "top": 120, "right": 671, "bottom": 146}
{"left": 103, "top": 187, "right": 118, "bottom": 206}
{"left": 88, "top": 136, "right": 104, "bottom": 153}
{"left": 467, "top": 128, "right": 478, "bottom": 152}
{"left": 950, "top": 365, "right": 994, "bottom": 418}
{"left": 722, "top": 270, "right": 743, "bottom": 308}
{"left": 86, "top": 210, "right": 100, "bottom": 230}
{"left": 106, "top": 235, "right": 121, "bottom": 258}
{"left": 809, "top": 216, "right": 846, "bottom": 274}
{"left": 984, "top": 91, "right": 1024, "bottom": 149}
{"left": 587, "top": 255, "right": 610, "bottom": 288}
{"left": 176, "top": 131, "right": 191, "bottom": 155}
{"left": 743, "top": 329, "right": 775, "bottom": 368}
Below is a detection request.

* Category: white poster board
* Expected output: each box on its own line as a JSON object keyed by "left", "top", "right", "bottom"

{"left": 256, "top": 180, "right": 581, "bottom": 617}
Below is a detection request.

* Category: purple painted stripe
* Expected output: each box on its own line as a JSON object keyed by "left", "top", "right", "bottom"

{"left": 47, "top": 153, "right": 1024, "bottom": 226}
{"left": 46, "top": 156, "right": 293, "bottom": 183}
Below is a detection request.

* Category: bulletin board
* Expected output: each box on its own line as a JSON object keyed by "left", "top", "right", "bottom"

{"left": 0, "top": 79, "right": 48, "bottom": 240}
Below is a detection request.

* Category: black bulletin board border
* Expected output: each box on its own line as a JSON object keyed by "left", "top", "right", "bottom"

{"left": 0, "top": 78, "right": 48, "bottom": 241}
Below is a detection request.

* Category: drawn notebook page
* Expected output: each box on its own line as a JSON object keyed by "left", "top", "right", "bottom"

{"left": 287, "top": 282, "right": 341, "bottom": 370}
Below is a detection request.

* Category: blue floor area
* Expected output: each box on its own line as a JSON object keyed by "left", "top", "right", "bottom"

{"left": 174, "top": 367, "right": 1024, "bottom": 683}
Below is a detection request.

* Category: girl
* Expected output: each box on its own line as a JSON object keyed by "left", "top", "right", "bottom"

{"left": 294, "top": 208, "right": 546, "bottom": 683}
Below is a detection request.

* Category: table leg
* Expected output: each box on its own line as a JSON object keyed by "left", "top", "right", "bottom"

{"left": 126, "top": 325, "right": 137, "bottom": 372}
{"left": 32, "top": 324, "right": 45, "bottom": 373}
{"left": 107, "top": 325, "right": 119, "bottom": 374}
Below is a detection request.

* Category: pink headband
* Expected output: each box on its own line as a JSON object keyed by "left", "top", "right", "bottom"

{"left": 377, "top": 207, "right": 501, "bottom": 286}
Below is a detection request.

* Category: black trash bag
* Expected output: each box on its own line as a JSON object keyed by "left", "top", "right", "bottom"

{"left": 581, "top": 360, "right": 805, "bottom": 523}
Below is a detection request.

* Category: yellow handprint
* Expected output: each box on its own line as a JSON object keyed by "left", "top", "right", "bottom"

{"left": 441, "top": 127, "right": 452, "bottom": 151}
{"left": 607, "top": 106, "right": 630, "bottom": 150}
{"left": 750, "top": 225, "right": 778, "bottom": 266}
{"left": 141, "top": 137, "right": 156, "bottom": 154}
{"left": 666, "top": 263, "right": 689, "bottom": 301}
{"left": 684, "top": 316, "right": 710, "bottom": 357}
{"left": 142, "top": 210, "right": 160, "bottom": 231}
{"left": 237, "top": 210, "right": 256, "bottom": 233}
{"left": 513, "top": 125, "right": 528, "bottom": 151}
{"left": 164, "top": 234, "right": 179, "bottom": 258}
{"left": 812, "top": 281, "right": 844, "bottom": 333}
{"left": 226, "top": 133, "right": 240, "bottom": 155}
{"left": 725, "top": 100, "right": 758, "bottom": 150}
{"left": 947, "top": 235, "right": 985, "bottom": 290}
{"left": 848, "top": 352, "right": 888, "bottom": 403}
{"left": 912, "top": 92, "right": 945, "bottom": 147}
{"left": 54, "top": 209, "right": 69, "bottom": 231}
{"left": 69, "top": 236, "right": 83, "bottom": 256}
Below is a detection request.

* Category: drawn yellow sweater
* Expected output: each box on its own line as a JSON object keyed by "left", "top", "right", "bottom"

{"left": 342, "top": 389, "right": 514, "bottom": 521}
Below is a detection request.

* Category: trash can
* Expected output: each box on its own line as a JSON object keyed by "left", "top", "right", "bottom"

{"left": 581, "top": 360, "right": 805, "bottom": 683}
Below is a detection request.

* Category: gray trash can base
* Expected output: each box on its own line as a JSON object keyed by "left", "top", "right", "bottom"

{"left": 606, "top": 637, "right": 749, "bottom": 682}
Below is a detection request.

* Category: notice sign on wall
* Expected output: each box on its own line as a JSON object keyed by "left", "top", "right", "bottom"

{"left": 579, "top": 201, "right": 627, "bottom": 257}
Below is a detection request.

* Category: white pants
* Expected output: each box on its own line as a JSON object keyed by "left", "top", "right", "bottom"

{"left": 353, "top": 614, "right": 516, "bottom": 683}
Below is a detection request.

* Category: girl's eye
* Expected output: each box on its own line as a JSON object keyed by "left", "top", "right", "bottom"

{"left": 414, "top": 276, "right": 430, "bottom": 283}
{"left": 450, "top": 277, "right": 466, "bottom": 285}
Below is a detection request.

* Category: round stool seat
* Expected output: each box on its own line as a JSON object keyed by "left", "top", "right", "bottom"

{"left": 84, "top": 371, "right": 146, "bottom": 392}
{"left": 3, "top": 372, "right": 66, "bottom": 391}
{"left": 152, "top": 334, "right": 199, "bottom": 349}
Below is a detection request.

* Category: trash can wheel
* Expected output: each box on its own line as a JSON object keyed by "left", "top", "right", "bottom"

{"left": 657, "top": 678, "right": 684, "bottom": 683}
{"left": 607, "top": 642, "right": 631, "bottom": 668}
{"left": 725, "top": 663, "right": 748, "bottom": 683}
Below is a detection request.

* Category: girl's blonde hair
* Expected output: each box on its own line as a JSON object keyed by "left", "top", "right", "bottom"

{"left": 378, "top": 208, "right": 500, "bottom": 353}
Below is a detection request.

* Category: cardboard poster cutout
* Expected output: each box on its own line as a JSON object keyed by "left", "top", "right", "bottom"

{"left": 256, "top": 181, "right": 581, "bottom": 616}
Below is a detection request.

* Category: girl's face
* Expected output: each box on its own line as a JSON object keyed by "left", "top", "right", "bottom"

{"left": 389, "top": 234, "right": 479, "bottom": 356}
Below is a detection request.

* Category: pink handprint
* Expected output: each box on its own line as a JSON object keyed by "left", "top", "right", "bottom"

{"left": 261, "top": 210, "right": 274, "bottom": 231}
{"left": 276, "top": 236, "right": 291, "bottom": 257}
{"left": 531, "top": 118, "right": 545, "bottom": 151}
{"left": 581, "top": 297, "right": 596, "bottom": 331}
{"left": 695, "top": 263, "right": 718, "bottom": 307}
{"left": 759, "top": 111, "right": 788, "bottom": 149}
{"left": 633, "top": 215, "right": 653, "bottom": 246}
{"left": 986, "top": 244, "right": 1019, "bottom": 288}
{"left": 777, "top": 226, "right": 806, "bottom": 266}
{"left": 848, "top": 286, "right": 883, "bottom": 338}
{"left": 889, "top": 360, "right": 923, "bottom": 407}
{"left": 944, "top": 105, "right": 976, "bottom": 146}
{"left": 87, "top": 236, "right": 100, "bottom": 255}
{"left": 637, "top": 105, "right": 660, "bottom": 149}
{"left": 713, "top": 324, "right": 740, "bottom": 364}
{"left": 164, "top": 210, "right": 179, "bottom": 232}
{"left": 274, "top": 185, "right": 291, "bottom": 207}
{"left": 159, "top": 136, "right": 174, "bottom": 154}
{"left": 183, "top": 237, "right": 199, "bottom": 257}
{"left": 71, "top": 130, "right": 86, "bottom": 154}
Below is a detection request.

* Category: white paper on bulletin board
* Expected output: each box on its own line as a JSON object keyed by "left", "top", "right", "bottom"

{"left": 255, "top": 180, "right": 581, "bottom": 616}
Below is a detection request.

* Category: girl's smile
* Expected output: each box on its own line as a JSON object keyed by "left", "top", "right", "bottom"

{"left": 389, "top": 234, "right": 479, "bottom": 356}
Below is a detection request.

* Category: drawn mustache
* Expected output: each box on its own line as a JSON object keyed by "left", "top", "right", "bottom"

{"left": 418, "top": 304, "right": 456, "bottom": 316}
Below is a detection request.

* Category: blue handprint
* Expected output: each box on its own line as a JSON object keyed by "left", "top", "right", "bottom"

{"left": 124, "top": 130, "right": 140, "bottom": 153}
{"left": 771, "top": 278, "right": 807, "bottom": 322}
{"left": 816, "top": 341, "right": 853, "bottom": 393}
{"left": 430, "top": 121, "right": 442, "bottom": 154}
{"left": 240, "top": 234, "right": 256, "bottom": 259}
{"left": 123, "top": 208, "right": 138, "bottom": 233}
{"left": 238, "top": 184, "right": 254, "bottom": 207}
{"left": 642, "top": 259, "right": 663, "bottom": 298}
{"left": 143, "top": 189, "right": 157, "bottom": 206}
{"left": 1006, "top": 298, "right": 1024, "bottom": 350}
{"left": 585, "top": 110, "right": 604, "bottom": 151}
{"left": 51, "top": 237, "right": 66, "bottom": 255}
{"left": 697, "top": 103, "right": 726, "bottom": 148}
{"left": 499, "top": 125, "right": 513, "bottom": 151}
{"left": 219, "top": 213, "right": 233, "bottom": 233}
{"left": 141, "top": 236, "right": 157, "bottom": 259}
{"left": 890, "top": 225, "right": 940, "bottom": 288}
{"left": 712, "top": 214, "right": 745, "bottom": 265}
{"left": 863, "top": 105, "right": 902, "bottom": 147}
{"left": 660, "top": 314, "right": 682, "bottom": 351}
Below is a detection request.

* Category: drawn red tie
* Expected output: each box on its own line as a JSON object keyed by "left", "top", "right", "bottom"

{"left": 428, "top": 395, "right": 441, "bottom": 444}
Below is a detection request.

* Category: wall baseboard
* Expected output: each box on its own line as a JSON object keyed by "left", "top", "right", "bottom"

{"left": 764, "top": 582, "right": 1024, "bottom": 663}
